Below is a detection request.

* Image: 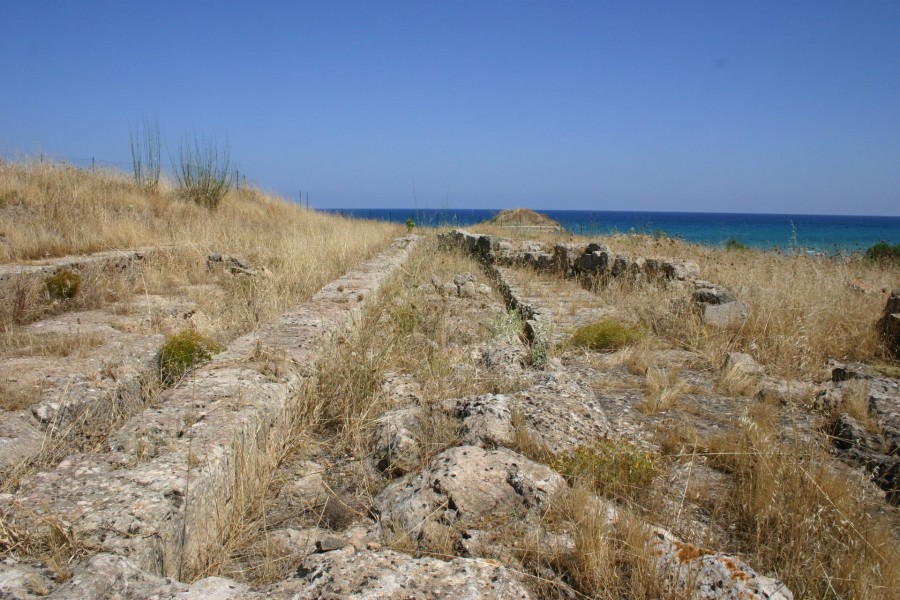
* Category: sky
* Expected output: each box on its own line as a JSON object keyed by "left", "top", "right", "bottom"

{"left": 1, "top": 1, "right": 899, "bottom": 215}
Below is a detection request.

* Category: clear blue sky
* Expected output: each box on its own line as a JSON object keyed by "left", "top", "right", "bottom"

{"left": 2, "top": 1, "right": 899, "bottom": 215}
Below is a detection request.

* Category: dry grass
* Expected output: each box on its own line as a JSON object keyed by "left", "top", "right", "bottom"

{"left": 467, "top": 224, "right": 898, "bottom": 379}
{"left": 638, "top": 365, "right": 689, "bottom": 414}
{"left": 210, "top": 237, "right": 517, "bottom": 583}
{"left": 0, "top": 265, "right": 136, "bottom": 329}
{"left": 0, "top": 330, "right": 105, "bottom": 359}
{"left": 4, "top": 171, "right": 898, "bottom": 597}
{"left": 704, "top": 401, "right": 899, "bottom": 599}
{"left": 589, "top": 233, "right": 898, "bottom": 379}
{"left": 717, "top": 360, "right": 761, "bottom": 397}
{"left": 837, "top": 379, "right": 877, "bottom": 430}
{"left": 316, "top": 237, "right": 503, "bottom": 457}
{"left": 0, "top": 380, "right": 43, "bottom": 412}
{"left": 545, "top": 485, "right": 667, "bottom": 599}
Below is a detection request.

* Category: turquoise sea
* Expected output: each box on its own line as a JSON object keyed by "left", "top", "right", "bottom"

{"left": 325, "top": 209, "right": 900, "bottom": 254}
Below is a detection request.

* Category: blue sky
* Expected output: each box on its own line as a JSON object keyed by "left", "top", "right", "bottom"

{"left": 2, "top": 1, "right": 899, "bottom": 215}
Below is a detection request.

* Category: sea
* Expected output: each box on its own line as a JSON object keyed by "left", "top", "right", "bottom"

{"left": 324, "top": 208, "right": 900, "bottom": 254}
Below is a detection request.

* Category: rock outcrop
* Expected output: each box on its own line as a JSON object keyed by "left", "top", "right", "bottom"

{"left": 375, "top": 445, "right": 565, "bottom": 550}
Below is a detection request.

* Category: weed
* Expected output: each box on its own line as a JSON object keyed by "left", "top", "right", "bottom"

{"left": 0, "top": 331, "right": 104, "bottom": 359}
{"left": 526, "top": 319, "right": 552, "bottom": 367}
{"left": 43, "top": 270, "right": 80, "bottom": 301}
{"left": 552, "top": 439, "right": 657, "bottom": 503}
{"left": 570, "top": 318, "right": 642, "bottom": 352}
{"left": 490, "top": 310, "right": 524, "bottom": 344}
{"left": 0, "top": 380, "right": 43, "bottom": 411}
{"left": 388, "top": 303, "right": 421, "bottom": 335}
{"left": 703, "top": 402, "right": 899, "bottom": 598}
{"left": 158, "top": 329, "right": 222, "bottom": 385}
{"left": 717, "top": 360, "right": 760, "bottom": 397}
{"left": 836, "top": 379, "right": 877, "bottom": 430}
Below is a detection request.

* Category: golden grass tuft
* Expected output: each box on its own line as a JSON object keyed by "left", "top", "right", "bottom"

{"left": 717, "top": 360, "right": 761, "bottom": 397}
{"left": 569, "top": 318, "right": 643, "bottom": 352}
{"left": 838, "top": 379, "right": 877, "bottom": 430}
{"left": 638, "top": 365, "right": 689, "bottom": 414}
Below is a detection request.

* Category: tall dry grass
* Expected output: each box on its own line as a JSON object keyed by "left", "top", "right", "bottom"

{"left": 705, "top": 401, "right": 899, "bottom": 599}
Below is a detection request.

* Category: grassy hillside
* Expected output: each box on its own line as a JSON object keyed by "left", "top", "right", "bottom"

{"left": 0, "top": 159, "right": 402, "bottom": 340}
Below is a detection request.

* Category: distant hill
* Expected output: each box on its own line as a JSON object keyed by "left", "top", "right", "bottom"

{"left": 484, "top": 208, "right": 562, "bottom": 230}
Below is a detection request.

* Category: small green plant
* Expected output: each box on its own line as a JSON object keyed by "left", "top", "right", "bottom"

{"left": 174, "top": 132, "right": 232, "bottom": 209}
{"left": 43, "top": 269, "right": 80, "bottom": 300}
{"left": 158, "top": 329, "right": 222, "bottom": 385}
{"left": 552, "top": 439, "right": 657, "bottom": 502}
{"left": 527, "top": 319, "right": 551, "bottom": 367}
{"left": 490, "top": 310, "right": 524, "bottom": 343}
{"left": 570, "top": 318, "right": 642, "bottom": 352}
{"left": 405, "top": 218, "right": 416, "bottom": 233}
{"left": 863, "top": 241, "right": 900, "bottom": 265}
{"left": 725, "top": 238, "right": 750, "bottom": 252}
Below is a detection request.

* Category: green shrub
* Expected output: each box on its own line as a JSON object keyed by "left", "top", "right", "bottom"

{"left": 725, "top": 238, "right": 750, "bottom": 252}
{"left": 570, "top": 318, "right": 642, "bottom": 351}
{"left": 863, "top": 241, "right": 900, "bottom": 265}
{"left": 43, "top": 269, "right": 80, "bottom": 300}
{"left": 158, "top": 330, "right": 222, "bottom": 385}
{"left": 552, "top": 439, "right": 657, "bottom": 502}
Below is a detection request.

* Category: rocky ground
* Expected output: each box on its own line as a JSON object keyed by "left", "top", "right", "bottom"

{"left": 0, "top": 232, "right": 897, "bottom": 599}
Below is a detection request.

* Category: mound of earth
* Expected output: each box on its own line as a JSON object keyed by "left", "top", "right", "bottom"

{"left": 485, "top": 208, "right": 562, "bottom": 229}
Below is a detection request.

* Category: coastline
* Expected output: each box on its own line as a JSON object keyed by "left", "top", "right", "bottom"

{"left": 324, "top": 208, "right": 900, "bottom": 252}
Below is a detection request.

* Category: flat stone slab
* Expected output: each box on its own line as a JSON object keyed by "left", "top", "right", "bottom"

{"left": 0, "top": 248, "right": 155, "bottom": 282}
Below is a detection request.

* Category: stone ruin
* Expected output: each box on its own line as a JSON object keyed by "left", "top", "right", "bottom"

{"left": 441, "top": 229, "right": 749, "bottom": 328}
{"left": 14, "top": 228, "right": 900, "bottom": 597}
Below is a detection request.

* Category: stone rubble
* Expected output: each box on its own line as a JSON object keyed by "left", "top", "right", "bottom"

{"left": 206, "top": 252, "right": 268, "bottom": 278}
{"left": 440, "top": 248, "right": 795, "bottom": 599}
